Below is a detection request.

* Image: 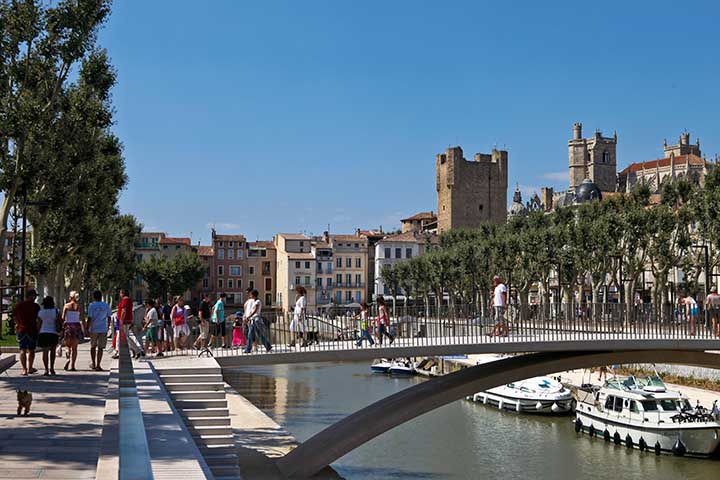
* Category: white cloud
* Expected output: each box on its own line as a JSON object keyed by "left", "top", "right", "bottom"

{"left": 540, "top": 171, "right": 568, "bottom": 182}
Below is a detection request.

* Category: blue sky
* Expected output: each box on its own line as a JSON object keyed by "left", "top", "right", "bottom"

{"left": 101, "top": 1, "right": 720, "bottom": 244}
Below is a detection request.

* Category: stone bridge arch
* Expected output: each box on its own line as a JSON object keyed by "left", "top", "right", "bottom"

{"left": 276, "top": 350, "right": 720, "bottom": 478}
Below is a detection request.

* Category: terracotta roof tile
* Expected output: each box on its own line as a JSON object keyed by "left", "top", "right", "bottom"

{"left": 619, "top": 154, "right": 708, "bottom": 176}
{"left": 197, "top": 246, "right": 214, "bottom": 256}
{"left": 401, "top": 211, "right": 437, "bottom": 222}
{"left": 159, "top": 237, "right": 191, "bottom": 246}
{"left": 250, "top": 240, "right": 275, "bottom": 249}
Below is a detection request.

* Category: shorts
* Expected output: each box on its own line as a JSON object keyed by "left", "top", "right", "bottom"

{"left": 173, "top": 323, "right": 190, "bottom": 339}
{"left": 37, "top": 333, "right": 58, "bottom": 349}
{"left": 494, "top": 306, "right": 506, "bottom": 324}
{"left": 199, "top": 321, "right": 210, "bottom": 340}
{"left": 144, "top": 326, "right": 158, "bottom": 343}
{"left": 90, "top": 332, "right": 108, "bottom": 349}
{"left": 211, "top": 321, "right": 226, "bottom": 337}
{"left": 17, "top": 333, "right": 37, "bottom": 351}
{"left": 159, "top": 322, "right": 172, "bottom": 342}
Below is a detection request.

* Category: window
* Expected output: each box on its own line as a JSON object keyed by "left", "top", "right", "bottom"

{"left": 228, "top": 279, "right": 234, "bottom": 289}
{"left": 249, "top": 266, "right": 255, "bottom": 275}
{"left": 355, "top": 258, "right": 361, "bottom": 268}
{"left": 335, "top": 291, "right": 342, "bottom": 303}
{"left": 346, "top": 274, "right": 352, "bottom": 285}
{"left": 218, "top": 279, "right": 224, "bottom": 289}
{"left": 336, "top": 257, "right": 342, "bottom": 268}
{"left": 603, "top": 150, "right": 609, "bottom": 163}
{"left": 317, "top": 263, "right": 323, "bottom": 273}
{"left": 218, "top": 265, "right": 224, "bottom": 276}
{"left": 355, "top": 291, "right": 361, "bottom": 302}
{"left": 346, "top": 258, "right": 351, "bottom": 268}
{"left": 237, "top": 249, "right": 243, "bottom": 259}
{"left": 228, "top": 249, "right": 234, "bottom": 259}
{"left": 265, "top": 278, "right": 272, "bottom": 290}
{"left": 383, "top": 285, "right": 390, "bottom": 295}
{"left": 640, "top": 400, "right": 658, "bottom": 412}
{"left": 355, "top": 274, "right": 361, "bottom": 286}
{"left": 604, "top": 396, "right": 614, "bottom": 410}
{"left": 218, "top": 241, "right": 224, "bottom": 247}
{"left": 354, "top": 243, "right": 359, "bottom": 248}
{"left": 316, "top": 278, "right": 322, "bottom": 287}
{"left": 265, "top": 293, "right": 271, "bottom": 306}
{"left": 346, "top": 291, "right": 352, "bottom": 302}
{"left": 629, "top": 400, "right": 639, "bottom": 413}
{"left": 305, "top": 261, "right": 310, "bottom": 269}
{"left": 336, "top": 274, "right": 342, "bottom": 286}
{"left": 395, "top": 248, "right": 402, "bottom": 259}
{"left": 230, "top": 266, "right": 242, "bottom": 276}
{"left": 295, "top": 261, "right": 301, "bottom": 269}
{"left": 262, "top": 262, "right": 271, "bottom": 275}
{"left": 479, "top": 204, "right": 484, "bottom": 211}
{"left": 304, "top": 276, "right": 310, "bottom": 285}
{"left": 249, "top": 280, "right": 254, "bottom": 290}
{"left": 237, "top": 279, "right": 242, "bottom": 289}
{"left": 406, "top": 248, "right": 412, "bottom": 259}
{"left": 299, "top": 241, "right": 304, "bottom": 247}
{"left": 217, "top": 249, "right": 225, "bottom": 259}
{"left": 202, "top": 278, "right": 209, "bottom": 288}
{"left": 229, "top": 241, "right": 234, "bottom": 247}
{"left": 659, "top": 399, "right": 677, "bottom": 411}
{"left": 613, "top": 397, "right": 624, "bottom": 412}
{"left": 326, "top": 277, "right": 332, "bottom": 287}
{"left": 384, "top": 247, "right": 391, "bottom": 259}
{"left": 295, "top": 276, "right": 301, "bottom": 285}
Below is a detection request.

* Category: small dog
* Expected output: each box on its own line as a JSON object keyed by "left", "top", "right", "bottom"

{"left": 16, "top": 390, "right": 32, "bottom": 416}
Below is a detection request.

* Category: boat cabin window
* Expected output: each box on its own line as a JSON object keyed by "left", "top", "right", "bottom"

{"left": 613, "top": 397, "right": 624, "bottom": 412}
{"left": 604, "top": 395, "right": 615, "bottom": 410}
{"left": 659, "top": 399, "right": 678, "bottom": 411}
{"left": 629, "top": 400, "right": 639, "bottom": 413}
{"left": 640, "top": 400, "right": 658, "bottom": 411}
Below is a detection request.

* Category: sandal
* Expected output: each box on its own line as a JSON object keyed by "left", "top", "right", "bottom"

{"left": 64, "top": 361, "right": 70, "bottom": 371}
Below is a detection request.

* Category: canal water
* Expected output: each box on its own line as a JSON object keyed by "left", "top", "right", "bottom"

{"left": 224, "top": 362, "right": 719, "bottom": 480}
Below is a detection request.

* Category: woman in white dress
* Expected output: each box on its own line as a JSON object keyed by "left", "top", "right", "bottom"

{"left": 289, "top": 286, "right": 307, "bottom": 347}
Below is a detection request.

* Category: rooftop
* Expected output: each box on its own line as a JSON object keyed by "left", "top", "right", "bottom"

{"left": 401, "top": 211, "right": 436, "bottom": 222}
{"left": 379, "top": 230, "right": 433, "bottom": 244}
{"left": 159, "top": 237, "right": 191, "bottom": 246}
{"left": 197, "top": 245, "right": 214, "bottom": 256}
{"left": 619, "top": 154, "right": 708, "bottom": 176}
{"left": 277, "top": 233, "right": 310, "bottom": 240}
{"left": 249, "top": 240, "right": 275, "bottom": 249}
{"left": 213, "top": 233, "right": 246, "bottom": 241}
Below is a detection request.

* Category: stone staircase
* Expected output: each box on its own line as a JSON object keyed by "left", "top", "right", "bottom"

{"left": 156, "top": 366, "right": 240, "bottom": 479}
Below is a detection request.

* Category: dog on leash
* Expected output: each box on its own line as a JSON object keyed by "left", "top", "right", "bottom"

{"left": 16, "top": 390, "right": 32, "bottom": 416}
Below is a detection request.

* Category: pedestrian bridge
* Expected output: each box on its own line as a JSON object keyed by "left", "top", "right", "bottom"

{"left": 157, "top": 312, "right": 720, "bottom": 478}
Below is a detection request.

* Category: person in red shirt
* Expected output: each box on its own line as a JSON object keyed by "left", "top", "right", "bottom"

{"left": 14, "top": 289, "right": 40, "bottom": 375}
{"left": 117, "top": 289, "right": 143, "bottom": 358}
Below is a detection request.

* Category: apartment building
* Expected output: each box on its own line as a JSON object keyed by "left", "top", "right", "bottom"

{"left": 374, "top": 230, "right": 435, "bottom": 300}
{"left": 133, "top": 232, "right": 195, "bottom": 303}
{"left": 313, "top": 240, "right": 334, "bottom": 306}
{"left": 211, "top": 230, "right": 247, "bottom": 307}
{"left": 192, "top": 245, "right": 214, "bottom": 302}
{"left": 274, "top": 233, "right": 316, "bottom": 313}
{"left": 247, "top": 241, "right": 277, "bottom": 308}
{"left": 329, "top": 233, "right": 368, "bottom": 305}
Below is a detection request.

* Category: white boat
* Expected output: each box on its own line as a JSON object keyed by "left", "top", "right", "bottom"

{"left": 469, "top": 376, "right": 575, "bottom": 414}
{"left": 388, "top": 359, "right": 416, "bottom": 376}
{"left": 371, "top": 358, "right": 393, "bottom": 373}
{"left": 575, "top": 375, "right": 720, "bottom": 457}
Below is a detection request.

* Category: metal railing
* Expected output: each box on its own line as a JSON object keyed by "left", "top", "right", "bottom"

{"left": 150, "top": 302, "right": 720, "bottom": 358}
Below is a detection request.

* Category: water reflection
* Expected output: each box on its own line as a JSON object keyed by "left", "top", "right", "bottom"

{"left": 225, "top": 362, "right": 719, "bottom": 480}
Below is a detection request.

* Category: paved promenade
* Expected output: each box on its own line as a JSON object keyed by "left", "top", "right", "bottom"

{"left": 0, "top": 344, "right": 111, "bottom": 479}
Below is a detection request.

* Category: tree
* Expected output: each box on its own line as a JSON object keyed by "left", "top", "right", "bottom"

{"left": 0, "top": 0, "right": 112, "bottom": 262}
{"left": 379, "top": 264, "right": 400, "bottom": 312}
{"left": 138, "top": 253, "right": 205, "bottom": 301}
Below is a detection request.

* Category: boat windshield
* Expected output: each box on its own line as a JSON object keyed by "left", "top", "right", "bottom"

{"left": 640, "top": 400, "right": 659, "bottom": 411}
{"left": 658, "top": 399, "right": 679, "bottom": 411}
{"left": 635, "top": 375, "right": 666, "bottom": 389}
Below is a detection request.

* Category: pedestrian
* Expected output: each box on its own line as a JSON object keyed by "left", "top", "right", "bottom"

{"left": 684, "top": 292, "right": 698, "bottom": 336}
{"left": 37, "top": 296, "right": 60, "bottom": 375}
{"left": 210, "top": 292, "right": 227, "bottom": 348}
{"left": 231, "top": 312, "right": 246, "bottom": 348}
{"left": 161, "top": 298, "right": 173, "bottom": 351}
{"left": 355, "top": 302, "right": 374, "bottom": 347}
{"left": 289, "top": 286, "right": 307, "bottom": 347}
{"left": 118, "top": 288, "right": 143, "bottom": 359}
{"left": 171, "top": 296, "right": 190, "bottom": 350}
{"left": 375, "top": 295, "right": 394, "bottom": 345}
{"left": 242, "top": 288, "right": 254, "bottom": 350}
{"left": 14, "top": 289, "right": 40, "bottom": 376}
{"left": 705, "top": 286, "right": 720, "bottom": 337}
{"left": 489, "top": 275, "right": 509, "bottom": 337}
{"left": 193, "top": 294, "right": 211, "bottom": 350}
{"left": 244, "top": 289, "right": 272, "bottom": 353}
{"left": 61, "top": 291, "right": 84, "bottom": 371}
{"left": 86, "top": 290, "right": 111, "bottom": 371}
{"left": 142, "top": 299, "right": 159, "bottom": 356}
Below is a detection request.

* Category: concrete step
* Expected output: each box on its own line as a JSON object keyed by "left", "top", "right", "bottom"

{"left": 156, "top": 367, "right": 221, "bottom": 376}
{"left": 164, "top": 382, "right": 225, "bottom": 392}
{"left": 171, "top": 390, "right": 226, "bottom": 400}
{"left": 203, "top": 453, "right": 239, "bottom": 465}
{"left": 192, "top": 434, "right": 235, "bottom": 446}
{"left": 200, "top": 445, "right": 236, "bottom": 456}
{"left": 160, "top": 374, "right": 224, "bottom": 383}
{"left": 185, "top": 416, "right": 231, "bottom": 427}
{"left": 181, "top": 407, "right": 229, "bottom": 418}
{"left": 188, "top": 425, "right": 233, "bottom": 436}
{"left": 175, "top": 399, "right": 228, "bottom": 409}
{"left": 210, "top": 465, "right": 241, "bottom": 477}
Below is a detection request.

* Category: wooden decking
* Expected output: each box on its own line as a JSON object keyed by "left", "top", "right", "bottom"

{"left": 0, "top": 344, "right": 111, "bottom": 479}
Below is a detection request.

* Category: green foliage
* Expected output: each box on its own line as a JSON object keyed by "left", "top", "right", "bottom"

{"left": 138, "top": 253, "right": 206, "bottom": 300}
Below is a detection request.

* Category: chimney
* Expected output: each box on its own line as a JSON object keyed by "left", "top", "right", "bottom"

{"left": 572, "top": 122, "right": 582, "bottom": 140}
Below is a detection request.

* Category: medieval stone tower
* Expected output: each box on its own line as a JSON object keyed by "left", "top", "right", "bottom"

{"left": 568, "top": 123, "right": 617, "bottom": 192}
{"left": 436, "top": 146, "right": 508, "bottom": 233}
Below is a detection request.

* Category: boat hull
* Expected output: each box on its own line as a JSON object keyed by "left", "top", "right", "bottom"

{"left": 468, "top": 391, "right": 575, "bottom": 414}
{"left": 576, "top": 408, "right": 720, "bottom": 457}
